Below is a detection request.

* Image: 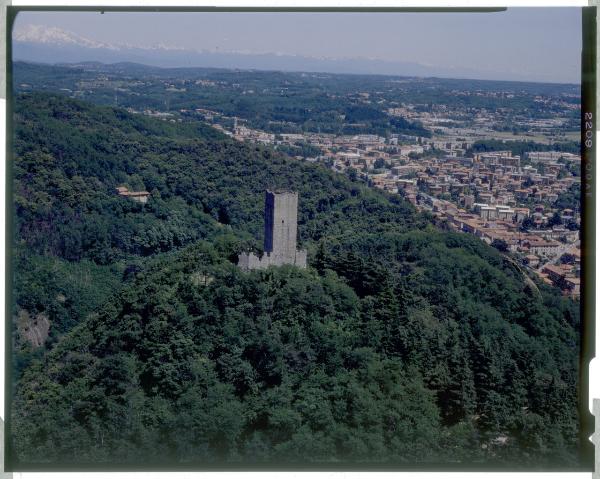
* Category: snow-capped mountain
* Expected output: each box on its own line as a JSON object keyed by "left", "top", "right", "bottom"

{"left": 14, "top": 24, "right": 120, "bottom": 50}
{"left": 13, "top": 24, "right": 186, "bottom": 52}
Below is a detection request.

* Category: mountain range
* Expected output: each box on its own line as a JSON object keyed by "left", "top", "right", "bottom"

{"left": 12, "top": 23, "right": 568, "bottom": 83}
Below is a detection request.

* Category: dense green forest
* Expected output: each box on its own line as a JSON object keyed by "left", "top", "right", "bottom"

{"left": 10, "top": 93, "right": 584, "bottom": 468}
{"left": 467, "top": 139, "right": 581, "bottom": 157}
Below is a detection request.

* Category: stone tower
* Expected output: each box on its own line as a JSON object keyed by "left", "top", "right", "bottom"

{"left": 264, "top": 190, "right": 299, "bottom": 262}
{"left": 238, "top": 190, "right": 307, "bottom": 270}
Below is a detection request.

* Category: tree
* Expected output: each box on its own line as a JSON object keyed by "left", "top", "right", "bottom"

{"left": 491, "top": 239, "right": 509, "bottom": 253}
{"left": 547, "top": 212, "right": 563, "bottom": 228}
{"left": 566, "top": 219, "right": 579, "bottom": 231}
{"left": 373, "top": 157, "right": 386, "bottom": 169}
{"left": 520, "top": 216, "right": 535, "bottom": 232}
{"left": 347, "top": 167, "right": 358, "bottom": 181}
{"left": 560, "top": 253, "right": 576, "bottom": 265}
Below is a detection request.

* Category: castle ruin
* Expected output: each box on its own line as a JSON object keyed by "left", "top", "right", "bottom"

{"left": 238, "top": 190, "right": 307, "bottom": 270}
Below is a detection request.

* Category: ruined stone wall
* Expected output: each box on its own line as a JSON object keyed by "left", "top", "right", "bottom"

{"left": 238, "top": 249, "right": 307, "bottom": 270}
{"left": 294, "top": 249, "right": 307, "bottom": 268}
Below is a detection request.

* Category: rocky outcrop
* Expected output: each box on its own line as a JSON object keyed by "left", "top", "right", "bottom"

{"left": 16, "top": 309, "right": 50, "bottom": 348}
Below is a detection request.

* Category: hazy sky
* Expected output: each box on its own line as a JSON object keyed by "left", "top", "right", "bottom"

{"left": 14, "top": 8, "right": 582, "bottom": 83}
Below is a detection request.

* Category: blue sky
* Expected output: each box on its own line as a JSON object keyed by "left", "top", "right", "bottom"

{"left": 14, "top": 8, "right": 582, "bottom": 83}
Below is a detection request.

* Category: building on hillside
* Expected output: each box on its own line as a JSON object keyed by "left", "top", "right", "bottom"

{"left": 238, "top": 190, "right": 307, "bottom": 270}
{"left": 116, "top": 186, "right": 151, "bottom": 204}
{"left": 564, "top": 277, "right": 580, "bottom": 297}
{"left": 525, "top": 237, "right": 561, "bottom": 257}
{"left": 542, "top": 263, "right": 581, "bottom": 298}
{"left": 524, "top": 254, "right": 540, "bottom": 268}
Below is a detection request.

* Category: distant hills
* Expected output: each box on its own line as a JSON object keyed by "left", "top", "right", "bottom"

{"left": 12, "top": 24, "right": 578, "bottom": 84}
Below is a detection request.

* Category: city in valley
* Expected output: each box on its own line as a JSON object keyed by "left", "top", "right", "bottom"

{"left": 224, "top": 122, "right": 581, "bottom": 300}
{"left": 16, "top": 62, "right": 582, "bottom": 297}
{"left": 174, "top": 73, "right": 581, "bottom": 298}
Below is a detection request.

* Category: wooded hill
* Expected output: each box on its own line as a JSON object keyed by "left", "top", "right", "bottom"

{"left": 10, "top": 93, "right": 583, "bottom": 468}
